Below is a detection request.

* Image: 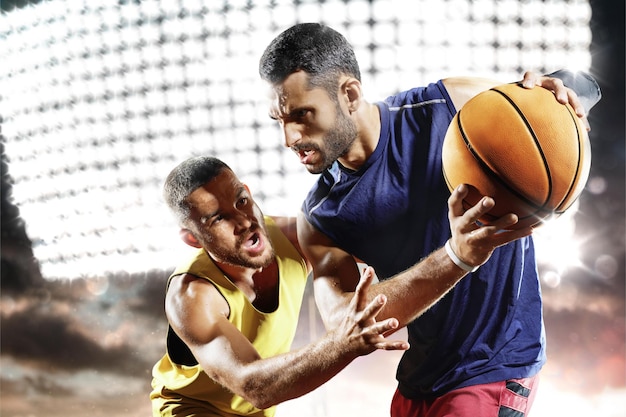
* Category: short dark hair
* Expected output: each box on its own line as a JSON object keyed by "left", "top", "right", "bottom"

{"left": 163, "top": 156, "right": 231, "bottom": 226}
{"left": 259, "top": 23, "right": 361, "bottom": 97}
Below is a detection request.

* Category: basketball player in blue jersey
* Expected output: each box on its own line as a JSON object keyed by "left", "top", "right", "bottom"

{"left": 259, "top": 23, "right": 600, "bottom": 417}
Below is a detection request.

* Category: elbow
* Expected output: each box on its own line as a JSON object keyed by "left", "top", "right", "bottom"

{"left": 317, "top": 303, "right": 347, "bottom": 330}
{"left": 239, "top": 380, "right": 279, "bottom": 410}
{"left": 249, "top": 397, "right": 277, "bottom": 410}
{"left": 313, "top": 297, "right": 344, "bottom": 331}
{"left": 321, "top": 311, "right": 343, "bottom": 331}
{"left": 206, "top": 369, "right": 280, "bottom": 410}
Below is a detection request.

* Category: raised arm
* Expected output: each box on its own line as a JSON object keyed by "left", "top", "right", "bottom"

{"left": 165, "top": 270, "right": 408, "bottom": 410}
{"left": 443, "top": 70, "right": 600, "bottom": 130}
{"left": 298, "top": 184, "right": 534, "bottom": 330}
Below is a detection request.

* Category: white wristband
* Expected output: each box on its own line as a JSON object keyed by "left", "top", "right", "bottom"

{"left": 445, "top": 240, "right": 479, "bottom": 273}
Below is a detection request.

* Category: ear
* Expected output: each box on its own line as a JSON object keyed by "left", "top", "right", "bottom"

{"left": 341, "top": 78, "right": 363, "bottom": 113}
{"left": 179, "top": 229, "right": 202, "bottom": 248}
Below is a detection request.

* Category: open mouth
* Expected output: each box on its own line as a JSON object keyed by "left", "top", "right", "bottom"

{"left": 293, "top": 146, "right": 316, "bottom": 164}
{"left": 244, "top": 232, "right": 260, "bottom": 248}
{"left": 243, "top": 230, "right": 267, "bottom": 256}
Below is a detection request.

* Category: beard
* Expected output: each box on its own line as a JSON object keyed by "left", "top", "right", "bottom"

{"left": 202, "top": 224, "right": 276, "bottom": 270}
{"left": 212, "top": 242, "right": 275, "bottom": 270}
{"left": 307, "top": 106, "right": 358, "bottom": 174}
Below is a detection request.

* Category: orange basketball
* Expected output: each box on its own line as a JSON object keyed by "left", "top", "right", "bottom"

{"left": 442, "top": 83, "right": 591, "bottom": 230}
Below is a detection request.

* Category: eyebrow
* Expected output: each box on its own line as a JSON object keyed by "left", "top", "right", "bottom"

{"left": 200, "top": 184, "right": 247, "bottom": 224}
{"left": 199, "top": 211, "right": 216, "bottom": 225}
{"left": 269, "top": 106, "right": 310, "bottom": 122}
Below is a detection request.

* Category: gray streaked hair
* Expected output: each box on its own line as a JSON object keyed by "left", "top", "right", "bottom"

{"left": 163, "top": 156, "right": 231, "bottom": 226}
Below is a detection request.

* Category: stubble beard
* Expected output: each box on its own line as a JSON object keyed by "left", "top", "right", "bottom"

{"left": 204, "top": 225, "right": 276, "bottom": 270}
{"left": 307, "top": 107, "right": 358, "bottom": 174}
{"left": 225, "top": 247, "right": 275, "bottom": 270}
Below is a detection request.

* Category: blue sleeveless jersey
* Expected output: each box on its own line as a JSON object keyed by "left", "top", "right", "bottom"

{"left": 302, "top": 80, "right": 546, "bottom": 398}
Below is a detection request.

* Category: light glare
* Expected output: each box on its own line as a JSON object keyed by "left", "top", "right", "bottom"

{"left": 0, "top": 0, "right": 593, "bottom": 280}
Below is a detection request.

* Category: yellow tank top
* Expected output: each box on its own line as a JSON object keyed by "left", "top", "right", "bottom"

{"left": 150, "top": 217, "right": 308, "bottom": 417}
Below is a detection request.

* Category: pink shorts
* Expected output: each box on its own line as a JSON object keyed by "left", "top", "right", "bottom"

{"left": 390, "top": 375, "right": 539, "bottom": 417}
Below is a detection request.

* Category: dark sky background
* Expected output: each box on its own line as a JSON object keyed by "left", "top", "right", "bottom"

{"left": 1, "top": 0, "right": 624, "bottom": 416}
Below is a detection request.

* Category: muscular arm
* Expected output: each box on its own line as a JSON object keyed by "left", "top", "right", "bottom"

{"left": 443, "top": 70, "right": 597, "bottom": 129}
{"left": 305, "top": 71, "right": 597, "bottom": 330}
{"left": 166, "top": 270, "right": 408, "bottom": 410}
{"left": 299, "top": 184, "right": 533, "bottom": 330}
{"left": 441, "top": 76, "right": 501, "bottom": 110}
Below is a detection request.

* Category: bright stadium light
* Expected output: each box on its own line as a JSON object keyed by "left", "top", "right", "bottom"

{"left": 1, "top": 0, "right": 594, "bottom": 279}
{"left": 533, "top": 202, "right": 584, "bottom": 281}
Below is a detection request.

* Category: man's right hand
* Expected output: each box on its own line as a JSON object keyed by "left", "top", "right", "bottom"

{"left": 334, "top": 266, "right": 410, "bottom": 355}
{"left": 447, "top": 184, "right": 534, "bottom": 269}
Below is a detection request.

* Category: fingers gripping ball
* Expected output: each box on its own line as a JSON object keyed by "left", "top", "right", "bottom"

{"left": 442, "top": 83, "right": 592, "bottom": 230}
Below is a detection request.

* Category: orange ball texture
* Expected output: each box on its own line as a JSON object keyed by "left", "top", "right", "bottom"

{"left": 442, "top": 83, "right": 591, "bottom": 229}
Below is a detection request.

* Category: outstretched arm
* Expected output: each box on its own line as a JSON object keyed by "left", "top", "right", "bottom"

{"left": 165, "top": 268, "right": 408, "bottom": 410}
{"left": 299, "top": 184, "right": 533, "bottom": 330}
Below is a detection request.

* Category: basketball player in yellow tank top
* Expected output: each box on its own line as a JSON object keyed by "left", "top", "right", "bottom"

{"left": 150, "top": 156, "right": 410, "bottom": 417}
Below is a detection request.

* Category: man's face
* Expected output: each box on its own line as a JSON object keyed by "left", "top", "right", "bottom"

{"left": 268, "top": 70, "right": 358, "bottom": 174}
{"left": 186, "top": 169, "right": 274, "bottom": 269}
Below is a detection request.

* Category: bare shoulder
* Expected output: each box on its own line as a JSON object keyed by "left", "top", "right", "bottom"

{"left": 442, "top": 76, "right": 502, "bottom": 110}
{"left": 166, "top": 273, "right": 229, "bottom": 326}
{"left": 167, "top": 273, "right": 215, "bottom": 298}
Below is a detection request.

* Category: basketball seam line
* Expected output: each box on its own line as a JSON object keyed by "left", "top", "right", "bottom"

{"left": 491, "top": 87, "right": 554, "bottom": 210}
{"left": 456, "top": 105, "right": 551, "bottom": 221}
{"left": 554, "top": 103, "right": 586, "bottom": 212}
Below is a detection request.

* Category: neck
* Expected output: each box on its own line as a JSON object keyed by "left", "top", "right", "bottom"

{"left": 215, "top": 259, "right": 279, "bottom": 312}
{"left": 216, "top": 261, "right": 265, "bottom": 284}
{"left": 338, "top": 102, "right": 381, "bottom": 171}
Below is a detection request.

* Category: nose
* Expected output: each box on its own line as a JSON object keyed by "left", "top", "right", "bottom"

{"left": 233, "top": 210, "right": 252, "bottom": 233}
{"left": 283, "top": 123, "right": 302, "bottom": 148}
